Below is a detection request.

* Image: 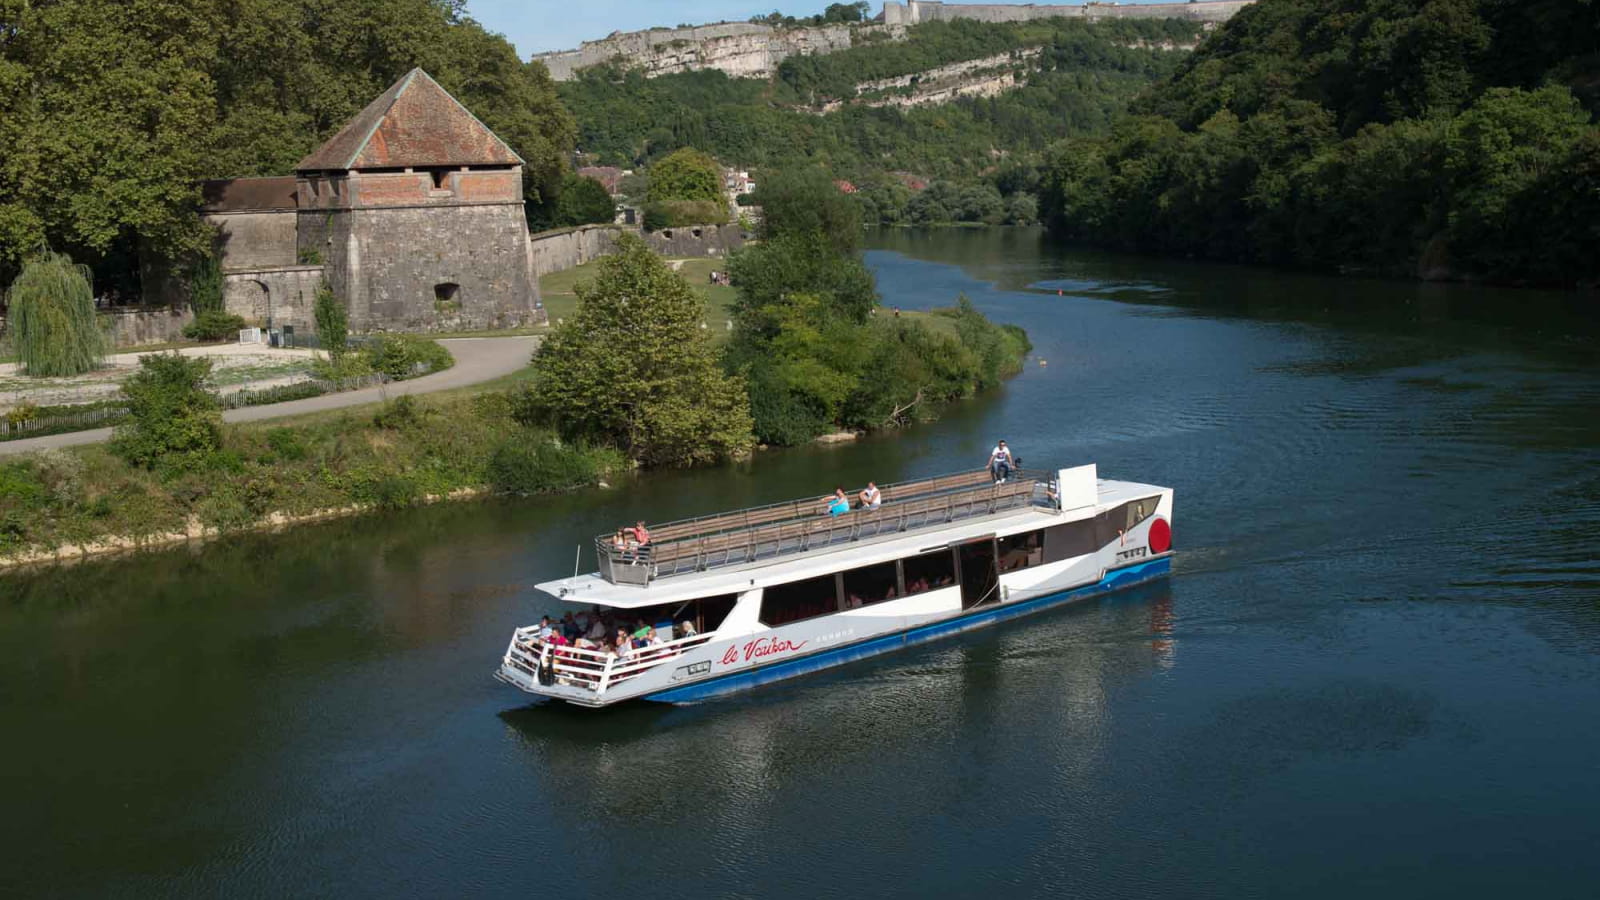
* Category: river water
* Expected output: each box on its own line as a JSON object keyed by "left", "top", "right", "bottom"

{"left": 3, "top": 229, "right": 1597, "bottom": 898}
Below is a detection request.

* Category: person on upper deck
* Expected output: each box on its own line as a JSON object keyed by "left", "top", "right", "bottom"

{"left": 627, "top": 521, "right": 651, "bottom": 550}
{"left": 858, "top": 482, "right": 882, "bottom": 509}
{"left": 988, "top": 440, "right": 1015, "bottom": 483}
{"left": 826, "top": 487, "right": 850, "bottom": 517}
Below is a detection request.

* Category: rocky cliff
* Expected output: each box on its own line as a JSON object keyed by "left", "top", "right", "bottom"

{"left": 534, "top": 21, "right": 900, "bottom": 81}
{"left": 882, "top": 0, "right": 1253, "bottom": 26}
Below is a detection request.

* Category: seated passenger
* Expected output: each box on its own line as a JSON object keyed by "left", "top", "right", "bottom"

{"left": 679, "top": 620, "right": 698, "bottom": 638}
{"left": 536, "top": 616, "right": 556, "bottom": 640}
{"left": 561, "top": 612, "right": 580, "bottom": 640}
{"left": 858, "top": 482, "right": 882, "bottom": 509}
{"left": 825, "top": 487, "right": 850, "bottom": 517}
{"left": 627, "top": 521, "right": 651, "bottom": 549}
{"left": 612, "top": 631, "right": 632, "bottom": 660}
{"left": 585, "top": 617, "right": 607, "bottom": 641}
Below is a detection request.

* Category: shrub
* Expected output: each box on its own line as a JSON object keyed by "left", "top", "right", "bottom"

{"left": 183, "top": 309, "right": 247, "bottom": 342}
{"left": 486, "top": 435, "right": 604, "bottom": 495}
{"left": 371, "top": 395, "right": 422, "bottom": 430}
{"left": 189, "top": 253, "right": 223, "bottom": 314}
{"left": 264, "top": 427, "right": 308, "bottom": 462}
{"left": 110, "top": 353, "right": 222, "bottom": 469}
{"left": 6, "top": 248, "right": 108, "bottom": 376}
{"left": 313, "top": 280, "right": 348, "bottom": 358}
{"left": 360, "top": 335, "right": 453, "bottom": 380}
{"left": 643, "top": 199, "right": 727, "bottom": 230}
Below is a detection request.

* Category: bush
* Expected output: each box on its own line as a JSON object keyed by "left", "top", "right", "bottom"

{"left": 643, "top": 199, "right": 727, "bottom": 230}
{"left": 647, "top": 148, "right": 724, "bottom": 204}
{"left": 5, "top": 248, "right": 108, "bottom": 377}
{"left": 264, "top": 427, "right": 308, "bottom": 462}
{"left": 486, "top": 435, "right": 605, "bottom": 495}
{"left": 183, "top": 309, "right": 247, "bottom": 342}
{"left": 361, "top": 335, "right": 453, "bottom": 380}
{"left": 313, "top": 280, "right": 348, "bottom": 358}
{"left": 110, "top": 353, "right": 222, "bottom": 469}
{"left": 371, "top": 395, "right": 423, "bottom": 430}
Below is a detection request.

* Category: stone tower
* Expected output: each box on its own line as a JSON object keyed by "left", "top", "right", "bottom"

{"left": 294, "top": 69, "right": 543, "bottom": 332}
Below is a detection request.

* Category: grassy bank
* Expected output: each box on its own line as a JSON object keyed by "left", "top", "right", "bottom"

{"left": 0, "top": 389, "right": 622, "bottom": 564}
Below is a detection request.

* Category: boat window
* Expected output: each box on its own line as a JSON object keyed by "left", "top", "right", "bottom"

{"left": 842, "top": 560, "right": 900, "bottom": 608}
{"left": 1094, "top": 495, "right": 1162, "bottom": 545}
{"left": 694, "top": 594, "right": 737, "bottom": 633}
{"left": 760, "top": 574, "right": 841, "bottom": 627}
{"left": 1043, "top": 519, "right": 1098, "bottom": 562}
{"left": 997, "top": 529, "right": 1043, "bottom": 572}
{"left": 901, "top": 548, "right": 957, "bottom": 596}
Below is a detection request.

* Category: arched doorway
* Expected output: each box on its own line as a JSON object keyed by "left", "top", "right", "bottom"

{"left": 224, "top": 278, "right": 269, "bottom": 321}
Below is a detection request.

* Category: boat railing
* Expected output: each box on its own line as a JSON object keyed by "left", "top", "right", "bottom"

{"left": 594, "top": 468, "right": 1046, "bottom": 585}
{"left": 503, "top": 627, "right": 715, "bottom": 694}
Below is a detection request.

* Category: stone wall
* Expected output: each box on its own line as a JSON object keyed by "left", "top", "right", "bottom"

{"left": 883, "top": 0, "right": 1252, "bottom": 25}
{"left": 534, "top": 21, "right": 889, "bottom": 81}
{"left": 209, "top": 210, "right": 299, "bottom": 269}
{"left": 529, "top": 224, "right": 749, "bottom": 277}
{"left": 221, "top": 266, "right": 325, "bottom": 333}
{"left": 310, "top": 202, "right": 543, "bottom": 333}
{"left": 101, "top": 307, "right": 195, "bottom": 347}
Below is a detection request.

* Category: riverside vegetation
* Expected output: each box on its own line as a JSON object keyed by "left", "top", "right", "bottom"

{"left": 1039, "top": 0, "right": 1600, "bottom": 286}
{"left": 0, "top": 180, "right": 1028, "bottom": 561}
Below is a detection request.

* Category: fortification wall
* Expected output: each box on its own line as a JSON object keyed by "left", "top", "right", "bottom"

{"left": 883, "top": 0, "right": 1252, "bottom": 25}
{"left": 534, "top": 21, "right": 890, "bottom": 81}
{"left": 221, "top": 266, "right": 324, "bottom": 333}
{"left": 310, "top": 203, "right": 543, "bottom": 333}
{"left": 529, "top": 224, "right": 749, "bottom": 277}
{"left": 101, "top": 307, "right": 196, "bottom": 348}
{"left": 208, "top": 210, "right": 299, "bottom": 270}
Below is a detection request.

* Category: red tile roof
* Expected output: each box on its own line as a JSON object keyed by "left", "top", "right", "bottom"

{"left": 295, "top": 69, "right": 523, "bottom": 172}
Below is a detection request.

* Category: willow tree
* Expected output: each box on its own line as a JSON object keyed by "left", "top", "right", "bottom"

{"left": 6, "top": 249, "right": 108, "bottom": 376}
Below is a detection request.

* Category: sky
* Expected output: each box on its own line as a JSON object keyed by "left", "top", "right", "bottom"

{"left": 466, "top": 0, "right": 1190, "bottom": 56}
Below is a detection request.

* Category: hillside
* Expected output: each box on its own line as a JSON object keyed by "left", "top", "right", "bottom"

{"left": 1040, "top": 0, "right": 1600, "bottom": 286}
{"left": 563, "top": 17, "right": 1205, "bottom": 225}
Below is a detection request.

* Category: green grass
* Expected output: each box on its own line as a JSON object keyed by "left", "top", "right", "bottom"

{"left": 539, "top": 256, "right": 740, "bottom": 336}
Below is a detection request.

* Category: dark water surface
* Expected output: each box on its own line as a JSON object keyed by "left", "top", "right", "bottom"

{"left": 4, "top": 229, "right": 1598, "bottom": 898}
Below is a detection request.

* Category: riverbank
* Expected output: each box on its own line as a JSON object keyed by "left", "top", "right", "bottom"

{"left": 0, "top": 387, "right": 625, "bottom": 571}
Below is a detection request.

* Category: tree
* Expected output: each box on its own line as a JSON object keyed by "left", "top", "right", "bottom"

{"left": 110, "top": 353, "right": 222, "bottom": 469}
{"left": 313, "top": 280, "right": 348, "bottom": 358}
{"left": 5, "top": 248, "right": 108, "bottom": 377}
{"left": 755, "top": 168, "right": 862, "bottom": 253}
{"left": 554, "top": 175, "right": 618, "bottom": 227}
{"left": 188, "top": 252, "right": 223, "bottom": 314}
{"left": 647, "top": 148, "right": 724, "bottom": 204}
{"left": 524, "top": 235, "right": 752, "bottom": 466}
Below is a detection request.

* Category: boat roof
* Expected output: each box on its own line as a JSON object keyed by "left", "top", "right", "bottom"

{"left": 538, "top": 478, "right": 1165, "bottom": 608}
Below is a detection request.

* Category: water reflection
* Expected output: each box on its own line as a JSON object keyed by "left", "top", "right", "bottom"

{"left": 498, "top": 583, "right": 1177, "bottom": 820}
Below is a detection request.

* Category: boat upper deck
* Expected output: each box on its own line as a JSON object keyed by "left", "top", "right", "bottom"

{"left": 545, "top": 474, "right": 1167, "bottom": 608}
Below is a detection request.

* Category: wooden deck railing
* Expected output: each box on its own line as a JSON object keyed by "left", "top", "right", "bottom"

{"left": 595, "top": 469, "right": 1045, "bottom": 585}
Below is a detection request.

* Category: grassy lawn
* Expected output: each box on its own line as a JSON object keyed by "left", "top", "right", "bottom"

{"left": 540, "top": 256, "right": 740, "bottom": 335}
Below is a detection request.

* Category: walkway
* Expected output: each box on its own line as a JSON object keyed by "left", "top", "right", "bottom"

{"left": 0, "top": 336, "right": 538, "bottom": 457}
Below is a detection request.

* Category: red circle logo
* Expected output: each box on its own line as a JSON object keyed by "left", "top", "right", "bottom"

{"left": 1148, "top": 517, "right": 1172, "bottom": 554}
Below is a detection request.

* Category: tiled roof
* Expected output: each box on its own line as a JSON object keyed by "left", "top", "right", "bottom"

{"left": 295, "top": 69, "right": 524, "bottom": 172}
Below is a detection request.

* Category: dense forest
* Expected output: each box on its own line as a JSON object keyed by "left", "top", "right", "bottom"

{"left": 0, "top": 0, "right": 574, "bottom": 292}
{"left": 561, "top": 17, "right": 1203, "bottom": 224}
{"left": 1039, "top": 0, "right": 1600, "bottom": 285}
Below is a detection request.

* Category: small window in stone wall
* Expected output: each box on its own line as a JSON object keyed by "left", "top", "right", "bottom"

{"left": 434, "top": 283, "right": 460, "bottom": 315}
{"left": 430, "top": 169, "right": 449, "bottom": 191}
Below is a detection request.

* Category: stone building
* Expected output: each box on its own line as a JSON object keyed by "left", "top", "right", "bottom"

{"left": 197, "top": 68, "right": 544, "bottom": 335}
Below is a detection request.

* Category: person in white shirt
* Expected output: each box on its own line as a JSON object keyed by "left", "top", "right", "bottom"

{"left": 988, "top": 440, "right": 1014, "bottom": 483}
{"left": 858, "top": 481, "right": 882, "bottom": 509}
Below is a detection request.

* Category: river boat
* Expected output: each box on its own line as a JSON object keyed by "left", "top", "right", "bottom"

{"left": 495, "top": 464, "right": 1173, "bottom": 706}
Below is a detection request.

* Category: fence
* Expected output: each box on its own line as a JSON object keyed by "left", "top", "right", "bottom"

{"left": 0, "top": 405, "right": 126, "bottom": 438}
{"left": 1, "top": 364, "right": 432, "bottom": 441}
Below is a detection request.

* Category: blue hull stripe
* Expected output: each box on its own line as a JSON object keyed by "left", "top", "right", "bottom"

{"left": 644, "top": 556, "right": 1172, "bottom": 704}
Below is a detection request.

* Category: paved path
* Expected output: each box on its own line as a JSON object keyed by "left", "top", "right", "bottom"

{"left": 0, "top": 336, "right": 538, "bottom": 457}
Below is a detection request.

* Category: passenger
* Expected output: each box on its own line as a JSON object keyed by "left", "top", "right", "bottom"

{"left": 627, "top": 521, "right": 651, "bottom": 549}
{"left": 908, "top": 576, "right": 929, "bottom": 594}
{"left": 858, "top": 481, "right": 882, "bottom": 509}
{"left": 825, "top": 487, "right": 850, "bottom": 517}
{"left": 847, "top": 592, "right": 864, "bottom": 609}
{"left": 585, "top": 616, "right": 607, "bottom": 642}
{"left": 679, "top": 620, "right": 698, "bottom": 638}
{"left": 613, "top": 631, "right": 632, "bottom": 660}
{"left": 647, "top": 627, "right": 665, "bottom": 647}
{"left": 988, "top": 440, "right": 1015, "bottom": 483}
{"left": 561, "top": 612, "right": 580, "bottom": 640}
{"left": 537, "top": 615, "right": 556, "bottom": 640}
